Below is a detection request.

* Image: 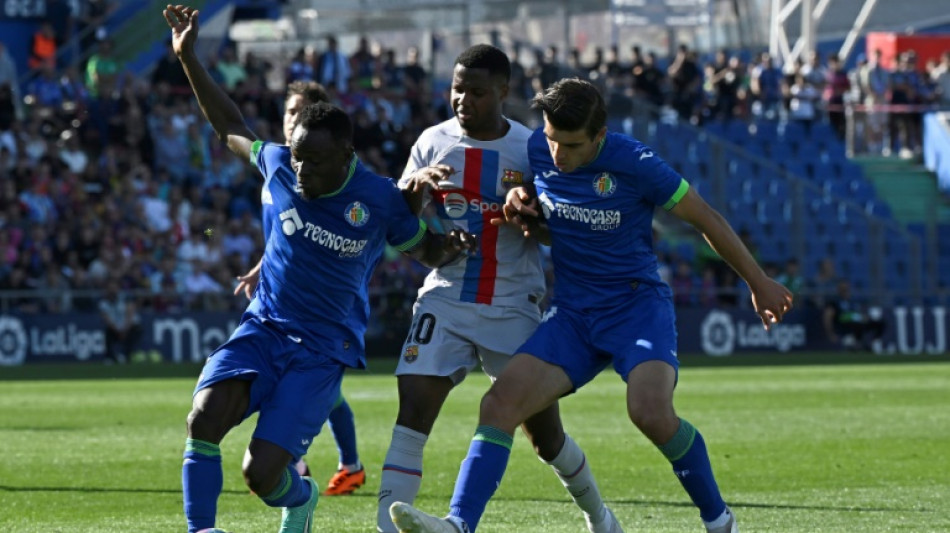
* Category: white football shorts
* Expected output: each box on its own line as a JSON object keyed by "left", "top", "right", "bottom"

{"left": 395, "top": 295, "right": 542, "bottom": 384}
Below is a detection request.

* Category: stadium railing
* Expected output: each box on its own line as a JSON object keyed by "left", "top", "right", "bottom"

{"left": 623, "top": 99, "right": 926, "bottom": 305}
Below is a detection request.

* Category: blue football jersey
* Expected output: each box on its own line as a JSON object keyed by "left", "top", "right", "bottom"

{"left": 528, "top": 129, "right": 689, "bottom": 308}
{"left": 248, "top": 141, "right": 425, "bottom": 367}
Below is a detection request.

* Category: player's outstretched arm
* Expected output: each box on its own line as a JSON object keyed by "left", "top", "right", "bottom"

{"left": 669, "top": 187, "right": 793, "bottom": 329}
{"left": 163, "top": 5, "right": 255, "bottom": 162}
{"left": 406, "top": 229, "right": 478, "bottom": 269}
{"left": 490, "top": 186, "right": 551, "bottom": 244}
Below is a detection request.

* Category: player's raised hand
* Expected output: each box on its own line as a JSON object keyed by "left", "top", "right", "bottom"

{"left": 749, "top": 278, "right": 794, "bottom": 331}
{"left": 163, "top": 4, "right": 199, "bottom": 58}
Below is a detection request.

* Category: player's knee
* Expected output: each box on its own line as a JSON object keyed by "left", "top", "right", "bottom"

{"left": 479, "top": 388, "right": 520, "bottom": 431}
{"left": 627, "top": 396, "right": 676, "bottom": 441}
{"left": 243, "top": 459, "right": 282, "bottom": 495}
{"left": 185, "top": 406, "right": 230, "bottom": 442}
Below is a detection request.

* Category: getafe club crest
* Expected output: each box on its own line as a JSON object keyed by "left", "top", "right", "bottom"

{"left": 592, "top": 172, "right": 616, "bottom": 197}
{"left": 344, "top": 201, "right": 370, "bottom": 227}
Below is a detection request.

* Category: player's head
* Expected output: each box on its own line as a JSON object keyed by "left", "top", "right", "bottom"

{"left": 531, "top": 78, "right": 607, "bottom": 173}
{"left": 283, "top": 81, "right": 330, "bottom": 143}
{"left": 289, "top": 102, "right": 354, "bottom": 200}
{"left": 451, "top": 44, "right": 510, "bottom": 137}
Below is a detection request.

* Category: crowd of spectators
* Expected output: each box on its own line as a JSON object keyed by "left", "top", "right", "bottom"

{"left": 1, "top": 28, "right": 944, "bottom": 344}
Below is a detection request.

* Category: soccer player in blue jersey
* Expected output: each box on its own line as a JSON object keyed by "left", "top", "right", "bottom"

{"left": 390, "top": 78, "right": 793, "bottom": 533}
{"left": 234, "top": 80, "right": 367, "bottom": 497}
{"left": 164, "top": 7, "right": 476, "bottom": 533}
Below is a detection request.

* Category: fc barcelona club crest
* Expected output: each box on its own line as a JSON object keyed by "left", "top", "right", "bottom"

{"left": 344, "top": 201, "right": 370, "bottom": 227}
{"left": 592, "top": 173, "right": 616, "bottom": 197}
{"left": 403, "top": 345, "right": 419, "bottom": 363}
{"left": 501, "top": 168, "right": 524, "bottom": 187}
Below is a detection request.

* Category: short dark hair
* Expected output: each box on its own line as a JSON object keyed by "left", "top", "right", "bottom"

{"left": 287, "top": 81, "right": 330, "bottom": 104}
{"left": 455, "top": 44, "right": 511, "bottom": 82}
{"left": 297, "top": 102, "right": 352, "bottom": 142}
{"left": 531, "top": 78, "right": 606, "bottom": 139}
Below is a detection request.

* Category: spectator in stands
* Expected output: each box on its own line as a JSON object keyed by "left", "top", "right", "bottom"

{"left": 668, "top": 44, "right": 702, "bottom": 122}
{"left": 29, "top": 22, "right": 58, "bottom": 71}
{"left": 787, "top": 72, "right": 819, "bottom": 132}
{"left": 215, "top": 45, "right": 247, "bottom": 91}
{"left": 809, "top": 257, "right": 837, "bottom": 308}
{"left": 349, "top": 36, "right": 377, "bottom": 90}
{"left": 85, "top": 38, "right": 121, "bottom": 98}
{"left": 776, "top": 258, "right": 805, "bottom": 298}
{"left": 27, "top": 62, "right": 66, "bottom": 110}
{"left": 933, "top": 51, "right": 950, "bottom": 108}
{"left": 317, "top": 35, "right": 351, "bottom": 94}
{"left": 750, "top": 51, "right": 783, "bottom": 120}
{"left": 152, "top": 38, "right": 191, "bottom": 96}
{"left": 823, "top": 55, "right": 851, "bottom": 140}
{"left": 889, "top": 51, "right": 924, "bottom": 157}
{"left": 858, "top": 49, "right": 890, "bottom": 154}
{"left": 99, "top": 279, "right": 142, "bottom": 364}
{"left": 58, "top": 131, "right": 89, "bottom": 174}
{"left": 632, "top": 51, "right": 665, "bottom": 117}
{"left": 286, "top": 46, "right": 316, "bottom": 84}
{"left": 823, "top": 279, "right": 885, "bottom": 351}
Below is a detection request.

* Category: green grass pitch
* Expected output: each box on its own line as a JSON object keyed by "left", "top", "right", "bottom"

{"left": 1, "top": 360, "right": 948, "bottom": 532}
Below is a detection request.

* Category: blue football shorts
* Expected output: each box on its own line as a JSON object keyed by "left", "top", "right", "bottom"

{"left": 517, "top": 282, "right": 679, "bottom": 389}
{"left": 194, "top": 317, "right": 345, "bottom": 460}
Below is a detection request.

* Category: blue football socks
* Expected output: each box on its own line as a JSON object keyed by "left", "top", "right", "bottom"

{"left": 658, "top": 418, "right": 727, "bottom": 522}
{"left": 449, "top": 425, "right": 514, "bottom": 531}
{"left": 328, "top": 395, "right": 359, "bottom": 468}
{"left": 260, "top": 465, "right": 312, "bottom": 508}
{"left": 182, "top": 438, "right": 223, "bottom": 533}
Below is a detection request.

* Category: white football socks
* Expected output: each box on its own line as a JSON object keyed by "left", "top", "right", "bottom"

{"left": 544, "top": 433, "right": 608, "bottom": 524}
{"left": 377, "top": 425, "right": 428, "bottom": 533}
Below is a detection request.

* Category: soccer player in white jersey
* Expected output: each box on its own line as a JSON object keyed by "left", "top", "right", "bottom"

{"left": 375, "top": 44, "right": 622, "bottom": 533}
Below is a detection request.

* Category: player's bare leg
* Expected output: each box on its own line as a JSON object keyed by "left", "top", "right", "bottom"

{"left": 627, "top": 361, "right": 736, "bottom": 532}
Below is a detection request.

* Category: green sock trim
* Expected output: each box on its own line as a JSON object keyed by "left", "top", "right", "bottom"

{"left": 185, "top": 438, "right": 221, "bottom": 457}
{"left": 261, "top": 468, "right": 293, "bottom": 503}
{"left": 658, "top": 418, "right": 696, "bottom": 462}
{"left": 473, "top": 425, "right": 514, "bottom": 450}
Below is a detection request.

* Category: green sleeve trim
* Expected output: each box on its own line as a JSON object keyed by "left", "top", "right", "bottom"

{"left": 250, "top": 140, "right": 264, "bottom": 165}
{"left": 472, "top": 425, "right": 514, "bottom": 450}
{"left": 394, "top": 220, "right": 428, "bottom": 252}
{"left": 185, "top": 438, "right": 221, "bottom": 457}
{"left": 662, "top": 178, "right": 690, "bottom": 210}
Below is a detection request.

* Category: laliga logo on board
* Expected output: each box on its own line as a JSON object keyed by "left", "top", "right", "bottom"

{"left": 592, "top": 172, "right": 616, "bottom": 197}
{"left": 443, "top": 192, "right": 468, "bottom": 219}
{"left": 0, "top": 315, "right": 28, "bottom": 366}
{"left": 345, "top": 201, "right": 370, "bottom": 227}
